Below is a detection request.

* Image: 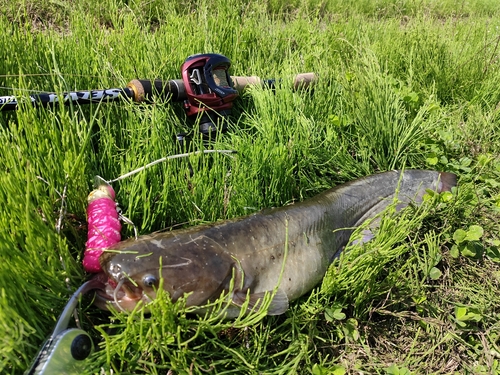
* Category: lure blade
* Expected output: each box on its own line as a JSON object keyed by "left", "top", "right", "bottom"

{"left": 25, "top": 280, "right": 103, "bottom": 374}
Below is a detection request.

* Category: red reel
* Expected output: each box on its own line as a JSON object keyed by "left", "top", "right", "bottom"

{"left": 181, "top": 54, "right": 239, "bottom": 136}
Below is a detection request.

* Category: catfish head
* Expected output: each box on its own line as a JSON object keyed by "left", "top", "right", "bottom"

{"left": 93, "top": 230, "right": 253, "bottom": 313}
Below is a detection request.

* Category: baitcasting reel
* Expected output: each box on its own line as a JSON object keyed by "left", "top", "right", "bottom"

{"left": 181, "top": 53, "right": 239, "bottom": 137}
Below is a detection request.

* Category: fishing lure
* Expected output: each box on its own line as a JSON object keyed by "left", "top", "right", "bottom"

{"left": 83, "top": 183, "right": 122, "bottom": 273}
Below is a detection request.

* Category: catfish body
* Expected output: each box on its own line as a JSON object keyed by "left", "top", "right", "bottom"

{"left": 94, "top": 170, "right": 456, "bottom": 316}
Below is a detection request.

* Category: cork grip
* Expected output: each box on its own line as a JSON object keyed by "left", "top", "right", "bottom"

{"left": 293, "top": 73, "right": 317, "bottom": 90}
{"left": 231, "top": 73, "right": 317, "bottom": 92}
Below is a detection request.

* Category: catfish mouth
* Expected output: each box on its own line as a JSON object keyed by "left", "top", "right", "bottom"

{"left": 92, "top": 272, "right": 147, "bottom": 311}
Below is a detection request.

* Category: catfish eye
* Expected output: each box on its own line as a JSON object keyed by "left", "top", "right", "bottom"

{"left": 142, "top": 275, "right": 158, "bottom": 288}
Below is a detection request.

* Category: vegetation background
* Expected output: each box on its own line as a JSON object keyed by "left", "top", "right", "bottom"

{"left": 1, "top": 0, "right": 500, "bottom": 373}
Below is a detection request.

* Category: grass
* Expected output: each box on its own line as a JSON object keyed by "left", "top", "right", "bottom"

{"left": 1, "top": 0, "right": 500, "bottom": 373}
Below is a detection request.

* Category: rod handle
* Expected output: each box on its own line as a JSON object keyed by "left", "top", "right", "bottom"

{"left": 126, "top": 79, "right": 186, "bottom": 102}
{"left": 231, "top": 72, "right": 317, "bottom": 92}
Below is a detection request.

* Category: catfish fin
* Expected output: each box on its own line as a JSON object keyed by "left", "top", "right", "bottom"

{"left": 438, "top": 172, "right": 457, "bottom": 192}
{"left": 232, "top": 289, "right": 289, "bottom": 316}
{"left": 264, "top": 289, "right": 289, "bottom": 315}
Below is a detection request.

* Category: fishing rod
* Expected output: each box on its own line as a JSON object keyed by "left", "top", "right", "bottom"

{"left": 1, "top": 53, "right": 316, "bottom": 137}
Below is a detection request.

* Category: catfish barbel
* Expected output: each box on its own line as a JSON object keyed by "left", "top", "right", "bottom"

{"left": 93, "top": 170, "right": 456, "bottom": 316}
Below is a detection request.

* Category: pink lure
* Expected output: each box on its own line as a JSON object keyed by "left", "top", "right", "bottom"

{"left": 83, "top": 184, "right": 121, "bottom": 273}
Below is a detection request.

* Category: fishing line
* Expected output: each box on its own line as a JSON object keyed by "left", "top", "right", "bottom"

{"left": 0, "top": 73, "right": 109, "bottom": 79}
{"left": 105, "top": 149, "right": 237, "bottom": 184}
{"left": 55, "top": 178, "right": 69, "bottom": 235}
{"left": 0, "top": 87, "right": 51, "bottom": 94}
{"left": 0, "top": 73, "right": 114, "bottom": 92}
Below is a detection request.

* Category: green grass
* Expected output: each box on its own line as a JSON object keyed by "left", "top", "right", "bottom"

{"left": 1, "top": 0, "right": 500, "bottom": 373}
